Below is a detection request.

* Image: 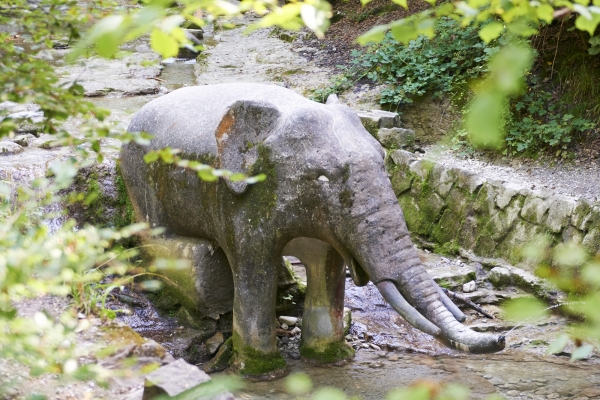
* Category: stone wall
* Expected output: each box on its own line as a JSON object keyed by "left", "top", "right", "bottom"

{"left": 386, "top": 150, "right": 600, "bottom": 272}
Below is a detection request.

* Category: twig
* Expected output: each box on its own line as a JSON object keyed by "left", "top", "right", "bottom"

{"left": 442, "top": 288, "right": 495, "bottom": 319}
{"left": 550, "top": 19, "right": 564, "bottom": 80}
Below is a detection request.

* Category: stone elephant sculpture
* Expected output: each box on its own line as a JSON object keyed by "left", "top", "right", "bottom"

{"left": 120, "top": 83, "right": 505, "bottom": 378}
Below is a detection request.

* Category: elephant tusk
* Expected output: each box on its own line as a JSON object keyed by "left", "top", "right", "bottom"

{"left": 376, "top": 281, "right": 442, "bottom": 338}
{"left": 435, "top": 283, "right": 466, "bottom": 322}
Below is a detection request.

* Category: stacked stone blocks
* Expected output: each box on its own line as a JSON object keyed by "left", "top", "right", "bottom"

{"left": 388, "top": 150, "right": 600, "bottom": 271}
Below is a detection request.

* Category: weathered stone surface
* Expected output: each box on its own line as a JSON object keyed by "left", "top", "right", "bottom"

{"left": 571, "top": 199, "right": 596, "bottom": 231}
{"left": 390, "top": 168, "right": 413, "bottom": 196}
{"left": 143, "top": 358, "right": 211, "bottom": 399}
{"left": 205, "top": 332, "right": 225, "bottom": 356}
{"left": 278, "top": 316, "right": 298, "bottom": 326}
{"left": 204, "top": 337, "right": 233, "bottom": 373}
{"left": 430, "top": 164, "right": 456, "bottom": 198}
{"left": 371, "top": 110, "right": 400, "bottom": 128}
{"left": 520, "top": 195, "right": 551, "bottom": 225}
{"left": 0, "top": 141, "right": 24, "bottom": 155}
{"left": 453, "top": 167, "right": 485, "bottom": 194}
{"left": 144, "top": 236, "right": 234, "bottom": 317}
{"left": 377, "top": 127, "right": 415, "bottom": 149}
{"left": 495, "top": 182, "right": 527, "bottom": 210}
{"left": 356, "top": 110, "right": 400, "bottom": 136}
{"left": 12, "top": 134, "right": 35, "bottom": 147}
{"left": 463, "top": 280, "right": 476, "bottom": 293}
{"left": 546, "top": 196, "right": 576, "bottom": 233}
{"left": 427, "top": 264, "right": 477, "bottom": 289}
{"left": 582, "top": 228, "right": 600, "bottom": 255}
{"left": 488, "top": 267, "right": 511, "bottom": 287}
{"left": 56, "top": 53, "right": 161, "bottom": 97}
{"left": 409, "top": 159, "right": 434, "bottom": 181}
{"left": 390, "top": 149, "right": 417, "bottom": 167}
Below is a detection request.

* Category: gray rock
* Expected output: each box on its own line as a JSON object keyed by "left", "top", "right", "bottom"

{"left": 377, "top": 127, "right": 415, "bottom": 149}
{"left": 371, "top": 110, "right": 401, "bottom": 129}
{"left": 488, "top": 267, "right": 511, "bottom": 287}
{"left": 278, "top": 316, "right": 298, "bottom": 326}
{"left": 205, "top": 332, "right": 225, "bottom": 356}
{"left": 0, "top": 141, "right": 24, "bottom": 155}
{"left": 462, "top": 280, "right": 477, "bottom": 293}
{"left": 280, "top": 323, "right": 289, "bottom": 330}
{"left": 12, "top": 133, "right": 35, "bottom": 147}
{"left": 56, "top": 53, "right": 161, "bottom": 97}
{"left": 488, "top": 376, "right": 504, "bottom": 386}
{"left": 143, "top": 359, "right": 211, "bottom": 399}
{"left": 427, "top": 263, "right": 476, "bottom": 289}
{"left": 546, "top": 196, "right": 576, "bottom": 233}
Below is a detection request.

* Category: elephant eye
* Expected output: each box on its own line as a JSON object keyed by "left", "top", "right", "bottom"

{"left": 317, "top": 175, "right": 330, "bottom": 182}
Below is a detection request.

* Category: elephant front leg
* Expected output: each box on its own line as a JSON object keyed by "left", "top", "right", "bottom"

{"left": 286, "top": 238, "right": 355, "bottom": 363}
{"left": 230, "top": 255, "right": 287, "bottom": 378}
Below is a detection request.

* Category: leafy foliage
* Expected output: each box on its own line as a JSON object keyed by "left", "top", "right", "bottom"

{"left": 313, "top": 18, "right": 499, "bottom": 105}
{"left": 505, "top": 82, "right": 595, "bottom": 154}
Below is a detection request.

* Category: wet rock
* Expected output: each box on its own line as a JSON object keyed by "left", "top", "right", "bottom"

{"left": 356, "top": 110, "right": 400, "bottom": 136}
{"left": 0, "top": 141, "right": 24, "bottom": 155}
{"left": 30, "top": 134, "right": 56, "bottom": 149}
{"left": 488, "top": 377, "right": 504, "bottom": 386}
{"left": 427, "top": 263, "right": 476, "bottom": 289}
{"left": 279, "top": 316, "right": 298, "bottom": 326}
{"left": 143, "top": 358, "right": 211, "bottom": 399}
{"left": 377, "top": 127, "right": 415, "bottom": 150}
{"left": 56, "top": 53, "right": 161, "bottom": 97}
{"left": 488, "top": 267, "right": 511, "bottom": 287}
{"left": 462, "top": 280, "right": 477, "bottom": 293}
{"left": 205, "top": 332, "right": 224, "bottom": 356}
{"left": 204, "top": 337, "right": 233, "bottom": 373}
{"left": 177, "top": 29, "right": 203, "bottom": 59}
{"left": 12, "top": 134, "right": 35, "bottom": 147}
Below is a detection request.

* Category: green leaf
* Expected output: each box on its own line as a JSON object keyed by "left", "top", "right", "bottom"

{"left": 357, "top": 24, "right": 389, "bottom": 45}
{"left": 245, "top": 173, "right": 266, "bottom": 184}
{"left": 575, "top": 13, "right": 600, "bottom": 35}
{"left": 285, "top": 373, "right": 312, "bottom": 395}
{"left": 143, "top": 151, "right": 159, "bottom": 163}
{"left": 534, "top": 4, "right": 555, "bottom": 23}
{"left": 312, "top": 387, "right": 347, "bottom": 400}
{"left": 571, "top": 344, "right": 594, "bottom": 360}
{"left": 197, "top": 169, "right": 218, "bottom": 182}
{"left": 479, "top": 22, "right": 504, "bottom": 43}
{"left": 503, "top": 297, "right": 549, "bottom": 323}
{"left": 390, "top": 0, "right": 408, "bottom": 9}
{"left": 465, "top": 91, "right": 505, "bottom": 149}
{"left": 150, "top": 28, "right": 179, "bottom": 58}
{"left": 547, "top": 334, "right": 569, "bottom": 354}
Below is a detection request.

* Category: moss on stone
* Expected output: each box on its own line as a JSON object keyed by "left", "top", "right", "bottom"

{"left": 114, "top": 166, "right": 135, "bottom": 230}
{"left": 299, "top": 341, "right": 354, "bottom": 363}
{"left": 433, "top": 240, "right": 459, "bottom": 256}
{"left": 245, "top": 144, "right": 278, "bottom": 230}
{"left": 231, "top": 332, "right": 286, "bottom": 377}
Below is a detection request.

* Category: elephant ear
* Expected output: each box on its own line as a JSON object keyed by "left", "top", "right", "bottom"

{"left": 215, "top": 100, "right": 281, "bottom": 194}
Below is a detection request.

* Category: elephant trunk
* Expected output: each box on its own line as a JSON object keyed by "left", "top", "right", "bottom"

{"left": 345, "top": 184, "right": 505, "bottom": 354}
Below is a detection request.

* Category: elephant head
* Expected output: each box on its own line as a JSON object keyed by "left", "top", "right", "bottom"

{"left": 210, "top": 87, "right": 505, "bottom": 355}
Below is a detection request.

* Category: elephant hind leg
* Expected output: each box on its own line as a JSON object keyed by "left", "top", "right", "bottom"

{"left": 284, "top": 238, "right": 355, "bottom": 363}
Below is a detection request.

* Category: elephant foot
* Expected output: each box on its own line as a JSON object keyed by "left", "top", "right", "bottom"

{"left": 231, "top": 334, "right": 287, "bottom": 379}
{"left": 299, "top": 340, "right": 355, "bottom": 364}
